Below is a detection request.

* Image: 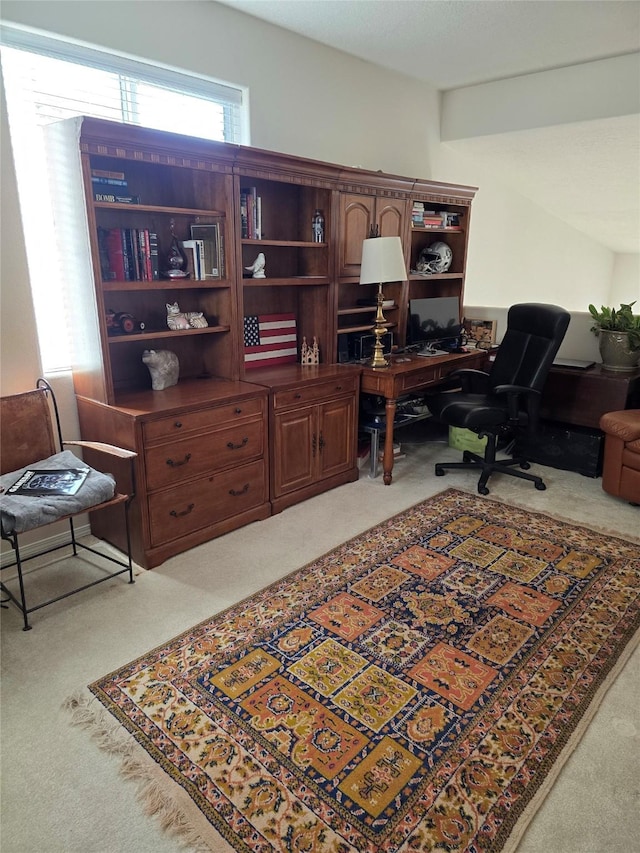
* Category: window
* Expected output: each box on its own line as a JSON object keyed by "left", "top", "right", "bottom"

{"left": 1, "top": 26, "right": 247, "bottom": 371}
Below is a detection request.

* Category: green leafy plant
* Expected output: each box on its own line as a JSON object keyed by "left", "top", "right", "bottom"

{"left": 588, "top": 301, "right": 640, "bottom": 351}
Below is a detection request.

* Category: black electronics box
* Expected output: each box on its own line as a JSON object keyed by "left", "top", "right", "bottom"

{"left": 514, "top": 420, "right": 604, "bottom": 477}
{"left": 349, "top": 331, "right": 393, "bottom": 361}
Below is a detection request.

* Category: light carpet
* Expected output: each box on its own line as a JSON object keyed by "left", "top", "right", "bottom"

{"left": 66, "top": 488, "right": 640, "bottom": 853}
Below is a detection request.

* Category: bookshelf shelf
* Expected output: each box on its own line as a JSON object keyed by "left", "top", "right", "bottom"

{"left": 106, "top": 325, "right": 231, "bottom": 344}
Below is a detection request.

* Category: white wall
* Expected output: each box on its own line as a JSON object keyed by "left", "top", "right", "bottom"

{"left": 610, "top": 254, "right": 640, "bottom": 306}
{"left": 0, "top": 0, "right": 624, "bottom": 395}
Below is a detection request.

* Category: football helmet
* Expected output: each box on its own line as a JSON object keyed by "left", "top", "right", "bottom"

{"left": 416, "top": 241, "right": 452, "bottom": 274}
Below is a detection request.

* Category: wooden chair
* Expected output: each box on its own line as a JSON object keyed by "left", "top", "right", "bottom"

{"left": 0, "top": 379, "right": 136, "bottom": 630}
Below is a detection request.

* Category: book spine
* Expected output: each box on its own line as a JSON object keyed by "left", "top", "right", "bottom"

{"left": 91, "top": 176, "right": 129, "bottom": 187}
{"left": 240, "top": 191, "right": 248, "bottom": 238}
{"left": 93, "top": 193, "right": 140, "bottom": 204}
{"left": 143, "top": 230, "right": 152, "bottom": 281}
{"left": 121, "top": 229, "right": 133, "bottom": 280}
{"left": 92, "top": 169, "right": 125, "bottom": 180}
{"left": 148, "top": 232, "right": 159, "bottom": 280}
{"left": 105, "top": 228, "right": 126, "bottom": 281}
{"left": 195, "top": 239, "right": 206, "bottom": 280}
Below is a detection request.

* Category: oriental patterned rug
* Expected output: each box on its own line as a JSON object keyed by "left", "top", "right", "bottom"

{"left": 69, "top": 489, "right": 639, "bottom": 853}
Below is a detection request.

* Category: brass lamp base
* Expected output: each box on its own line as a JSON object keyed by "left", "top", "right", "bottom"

{"left": 368, "top": 283, "right": 389, "bottom": 368}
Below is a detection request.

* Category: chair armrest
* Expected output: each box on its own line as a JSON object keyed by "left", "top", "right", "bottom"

{"left": 448, "top": 368, "right": 491, "bottom": 393}
{"left": 493, "top": 385, "right": 542, "bottom": 425}
{"left": 64, "top": 440, "right": 137, "bottom": 459}
{"left": 64, "top": 441, "right": 137, "bottom": 498}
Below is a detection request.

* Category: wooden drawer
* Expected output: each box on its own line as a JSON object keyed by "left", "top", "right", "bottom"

{"left": 272, "top": 376, "right": 358, "bottom": 410}
{"left": 148, "top": 459, "right": 267, "bottom": 546}
{"left": 145, "top": 418, "right": 265, "bottom": 490}
{"left": 142, "top": 397, "right": 264, "bottom": 443}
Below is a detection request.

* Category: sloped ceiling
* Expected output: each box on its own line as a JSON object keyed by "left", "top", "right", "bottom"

{"left": 217, "top": 0, "right": 640, "bottom": 254}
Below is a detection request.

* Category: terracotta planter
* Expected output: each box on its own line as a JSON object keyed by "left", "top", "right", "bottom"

{"left": 598, "top": 329, "right": 640, "bottom": 372}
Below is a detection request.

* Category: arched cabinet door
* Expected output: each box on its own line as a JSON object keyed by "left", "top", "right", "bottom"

{"left": 337, "top": 192, "right": 408, "bottom": 277}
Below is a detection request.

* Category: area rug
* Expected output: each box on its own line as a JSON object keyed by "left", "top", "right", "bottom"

{"left": 69, "top": 488, "right": 639, "bottom": 852}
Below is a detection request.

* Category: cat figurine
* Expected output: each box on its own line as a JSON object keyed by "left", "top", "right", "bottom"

{"left": 142, "top": 349, "right": 179, "bottom": 390}
{"left": 166, "top": 301, "right": 208, "bottom": 330}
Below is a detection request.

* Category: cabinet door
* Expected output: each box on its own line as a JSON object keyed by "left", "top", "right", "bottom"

{"left": 317, "top": 396, "right": 356, "bottom": 480}
{"left": 377, "top": 199, "right": 407, "bottom": 240}
{"left": 338, "top": 194, "right": 375, "bottom": 277}
{"left": 338, "top": 194, "right": 407, "bottom": 277}
{"left": 272, "top": 407, "right": 316, "bottom": 497}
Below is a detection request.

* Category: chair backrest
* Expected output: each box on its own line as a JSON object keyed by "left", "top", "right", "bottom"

{"left": 489, "top": 303, "right": 571, "bottom": 393}
{"left": 0, "top": 388, "right": 59, "bottom": 475}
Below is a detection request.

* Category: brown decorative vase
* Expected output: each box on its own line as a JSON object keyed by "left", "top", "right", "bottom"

{"left": 598, "top": 330, "right": 640, "bottom": 372}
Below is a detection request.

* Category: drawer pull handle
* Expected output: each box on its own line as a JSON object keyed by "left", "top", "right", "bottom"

{"left": 294, "top": 392, "right": 302, "bottom": 399}
{"left": 229, "top": 483, "right": 249, "bottom": 497}
{"left": 235, "top": 407, "right": 242, "bottom": 414}
{"left": 174, "top": 421, "right": 183, "bottom": 429}
{"left": 336, "top": 385, "right": 342, "bottom": 391}
{"left": 170, "top": 503, "right": 194, "bottom": 518}
{"left": 319, "top": 432, "right": 325, "bottom": 450}
{"left": 227, "top": 437, "right": 248, "bottom": 450}
{"left": 166, "top": 453, "right": 191, "bottom": 467}
{"left": 312, "top": 433, "right": 317, "bottom": 456}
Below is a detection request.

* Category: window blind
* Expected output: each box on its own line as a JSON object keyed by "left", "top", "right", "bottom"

{"left": 0, "top": 25, "right": 247, "bottom": 371}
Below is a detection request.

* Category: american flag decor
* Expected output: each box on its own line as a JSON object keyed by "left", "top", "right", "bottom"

{"left": 243, "top": 313, "right": 298, "bottom": 368}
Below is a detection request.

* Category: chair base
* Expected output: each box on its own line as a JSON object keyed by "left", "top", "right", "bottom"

{"left": 435, "top": 446, "right": 547, "bottom": 495}
{"left": 1, "top": 512, "right": 134, "bottom": 631}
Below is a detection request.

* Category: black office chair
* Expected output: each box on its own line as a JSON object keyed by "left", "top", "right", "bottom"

{"left": 426, "top": 303, "right": 570, "bottom": 495}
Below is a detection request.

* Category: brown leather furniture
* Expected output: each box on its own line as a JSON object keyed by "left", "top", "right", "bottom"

{"left": 599, "top": 409, "right": 640, "bottom": 505}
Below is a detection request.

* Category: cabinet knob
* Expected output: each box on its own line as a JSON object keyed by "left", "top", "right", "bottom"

{"left": 294, "top": 392, "right": 302, "bottom": 399}
{"left": 227, "top": 437, "right": 248, "bottom": 450}
{"left": 336, "top": 385, "right": 342, "bottom": 391}
{"left": 174, "top": 421, "right": 183, "bottom": 429}
{"left": 229, "top": 483, "right": 249, "bottom": 496}
{"left": 235, "top": 407, "right": 242, "bottom": 414}
{"left": 166, "top": 453, "right": 191, "bottom": 467}
{"left": 170, "top": 503, "right": 194, "bottom": 518}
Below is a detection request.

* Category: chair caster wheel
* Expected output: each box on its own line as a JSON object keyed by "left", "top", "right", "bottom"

{"left": 478, "top": 485, "right": 490, "bottom": 495}
{"left": 535, "top": 482, "right": 546, "bottom": 490}
{"left": 520, "top": 461, "right": 531, "bottom": 470}
{"left": 435, "top": 466, "right": 445, "bottom": 477}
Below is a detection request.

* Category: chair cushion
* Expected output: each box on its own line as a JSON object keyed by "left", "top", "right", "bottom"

{"left": 427, "top": 392, "right": 513, "bottom": 431}
{"left": 0, "top": 450, "right": 115, "bottom": 535}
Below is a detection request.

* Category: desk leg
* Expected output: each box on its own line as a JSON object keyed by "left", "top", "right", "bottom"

{"left": 383, "top": 397, "right": 397, "bottom": 485}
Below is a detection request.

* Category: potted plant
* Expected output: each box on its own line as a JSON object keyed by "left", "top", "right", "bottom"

{"left": 588, "top": 302, "right": 640, "bottom": 372}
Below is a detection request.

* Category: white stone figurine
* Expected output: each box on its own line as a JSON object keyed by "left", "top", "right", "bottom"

{"left": 245, "top": 252, "right": 266, "bottom": 279}
{"left": 142, "top": 349, "right": 179, "bottom": 390}
{"left": 166, "top": 301, "right": 208, "bottom": 330}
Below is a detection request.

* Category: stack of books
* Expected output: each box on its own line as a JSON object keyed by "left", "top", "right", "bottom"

{"left": 240, "top": 186, "right": 262, "bottom": 239}
{"left": 92, "top": 169, "right": 139, "bottom": 204}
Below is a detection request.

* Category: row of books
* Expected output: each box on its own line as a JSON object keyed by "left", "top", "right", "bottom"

{"left": 97, "top": 227, "right": 159, "bottom": 282}
{"left": 92, "top": 168, "right": 140, "bottom": 205}
{"left": 240, "top": 187, "right": 262, "bottom": 239}
{"left": 411, "top": 202, "right": 460, "bottom": 228}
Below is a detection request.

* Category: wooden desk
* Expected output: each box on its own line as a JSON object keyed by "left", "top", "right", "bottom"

{"left": 360, "top": 350, "right": 488, "bottom": 484}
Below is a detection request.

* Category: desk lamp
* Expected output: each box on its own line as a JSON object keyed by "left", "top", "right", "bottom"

{"left": 359, "top": 235, "right": 407, "bottom": 367}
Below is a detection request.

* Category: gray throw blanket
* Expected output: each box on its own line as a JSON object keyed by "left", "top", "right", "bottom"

{"left": 1, "top": 450, "right": 115, "bottom": 535}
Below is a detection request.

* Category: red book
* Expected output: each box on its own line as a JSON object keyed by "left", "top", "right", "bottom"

{"left": 105, "top": 228, "right": 126, "bottom": 281}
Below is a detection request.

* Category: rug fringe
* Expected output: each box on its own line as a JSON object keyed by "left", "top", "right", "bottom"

{"left": 63, "top": 691, "right": 214, "bottom": 852}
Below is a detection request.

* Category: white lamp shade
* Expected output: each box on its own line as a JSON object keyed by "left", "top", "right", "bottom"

{"left": 359, "top": 236, "right": 407, "bottom": 285}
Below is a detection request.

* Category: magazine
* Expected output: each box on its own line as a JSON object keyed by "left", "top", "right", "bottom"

{"left": 6, "top": 468, "right": 90, "bottom": 497}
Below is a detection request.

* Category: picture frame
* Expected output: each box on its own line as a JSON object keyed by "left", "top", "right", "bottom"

{"left": 464, "top": 318, "right": 497, "bottom": 350}
{"left": 190, "top": 221, "right": 223, "bottom": 279}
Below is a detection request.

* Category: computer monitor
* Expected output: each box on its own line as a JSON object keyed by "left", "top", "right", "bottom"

{"left": 408, "top": 296, "right": 462, "bottom": 351}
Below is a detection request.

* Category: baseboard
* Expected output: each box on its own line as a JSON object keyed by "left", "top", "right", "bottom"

{"left": 1, "top": 521, "right": 92, "bottom": 572}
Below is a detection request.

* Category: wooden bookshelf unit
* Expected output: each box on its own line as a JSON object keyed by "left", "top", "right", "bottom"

{"left": 65, "top": 117, "right": 476, "bottom": 566}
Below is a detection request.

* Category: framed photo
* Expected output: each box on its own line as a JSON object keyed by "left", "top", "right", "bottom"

{"left": 190, "top": 221, "right": 223, "bottom": 279}
{"left": 464, "top": 318, "right": 497, "bottom": 350}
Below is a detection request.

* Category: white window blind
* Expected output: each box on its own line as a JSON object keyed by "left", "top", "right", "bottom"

{"left": 1, "top": 26, "right": 247, "bottom": 371}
